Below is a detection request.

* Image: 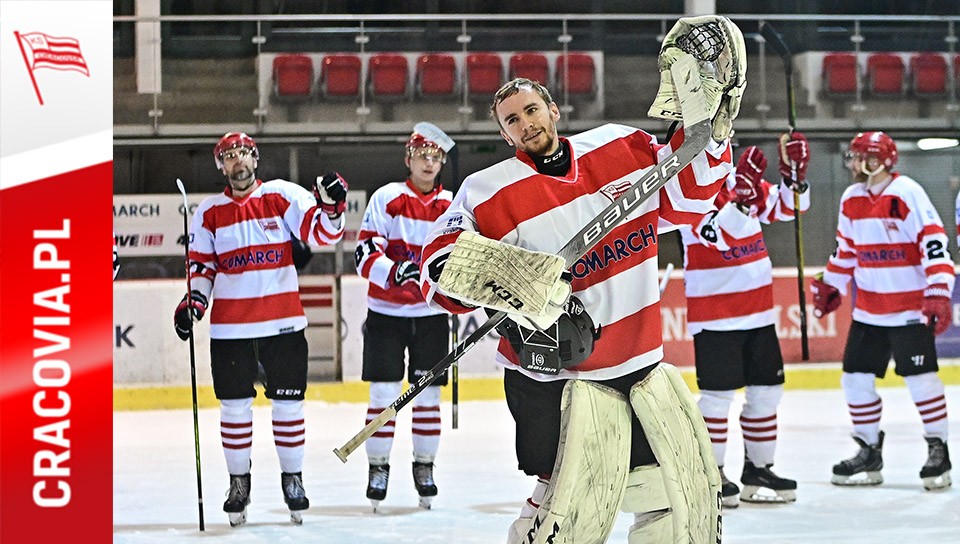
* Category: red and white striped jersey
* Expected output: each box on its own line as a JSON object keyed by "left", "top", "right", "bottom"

{"left": 822, "top": 173, "right": 955, "bottom": 326}
{"left": 681, "top": 175, "right": 810, "bottom": 335}
{"left": 188, "top": 179, "right": 344, "bottom": 339}
{"left": 356, "top": 179, "right": 452, "bottom": 317}
{"left": 421, "top": 123, "right": 746, "bottom": 382}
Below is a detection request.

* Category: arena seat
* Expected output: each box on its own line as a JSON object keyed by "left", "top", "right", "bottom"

{"left": 466, "top": 52, "right": 504, "bottom": 96}
{"left": 909, "top": 53, "right": 947, "bottom": 96}
{"left": 416, "top": 53, "right": 457, "bottom": 97}
{"left": 556, "top": 53, "right": 595, "bottom": 96}
{"left": 821, "top": 53, "right": 858, "bottom": 95}
{"left": 319, "top": 54, "right": 362, "bottom": 98}
{"left": 866, "top": 53, "right": 905, "bottom": 96}
{"left": 369, "top": 53, "right": 409, "bottom": 98}
{"left": 509, "top": 53, "right": 549, "bottom": 86}
{"left": 272, "top": 54, "right": 313, "bottom": 98}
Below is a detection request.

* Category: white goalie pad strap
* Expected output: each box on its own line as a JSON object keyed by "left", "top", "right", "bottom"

{"left": 437, "top": 231, "right": 568, "bottom": 318}
{"left": 648, "top": 15, "right": 747, "bottom": 130}
{"left": 517, "top": 380, "right": 632, "bottom": 544}
{"left": 628, "top": 364, "right": 722, "bottom": 544}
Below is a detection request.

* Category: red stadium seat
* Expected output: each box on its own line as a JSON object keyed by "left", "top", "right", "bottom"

{"left": 556, "top": 53, "right": 595, "bottom": 96}
{"left": 320, "top": 54, "right": 362, "bottom": 97}
{"left": 866, "top": 53, "right": 905, "bottom": 95}
{"left": 466, "top": 52, "right": 504, "bottom": 95}
{"left": 509, "top": 53, "right": 549, "bottom": 85}
{"left": 416, "top": 53, "right": 457, "bottom": 97}
{"left": 368, "top": 53, "right": 409, "bottom": 98}
{"left": 821, "top": 53, "right": 858, "bottom": 95}
{"left": 910, "top": 53, "right": 947, "bottom": 96}
{"left": 272, "top": 54, "right": 313, "bottom": 98}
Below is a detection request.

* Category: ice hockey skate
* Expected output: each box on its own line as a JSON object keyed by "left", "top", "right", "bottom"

{"left": 223, "top": 473, "right": 251, "bottom": 527}
{"left": 831, "top": 431, "right": 884, "bottom": 486}
{"left": 740, "top": 461, "right": 797, "bottom": 503}
{"left": 920, "top": 436, "right": 952, "bottom": 491}
{"left": 366, "top": 464, "right": 390, "bottom": 512}
{"left": 412, "top": 461, "right": 438, "bottom": 509}
{"left": 719, "top": 467, "right": 739, "bottom": 508}
{"left": 281, "top": 472, "right": 309, "bottom": 524}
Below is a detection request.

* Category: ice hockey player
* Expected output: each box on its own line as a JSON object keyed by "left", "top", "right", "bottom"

{"left": 680, "top": 138, "right": 809, "bottom": 507}
{"left": 172, "top": 132, "right": 347, "bottom": 525}
{"left": 354, "top": 122, "right": 456, "bottom": 511}
{"left": 420, "top": 15, "right": 747, "bottom": 543}
{"left": 813, "top": 131, "right": 952, "bottom": 491}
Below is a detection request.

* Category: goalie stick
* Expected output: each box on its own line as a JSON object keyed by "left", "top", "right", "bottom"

{"left": 334, "top": 52, "right": 714, "bottom": 462}
{"left": 176, "top": 179, "right": 205, "bottom": 531}
{"left": 760, "top": 21, "right": 810, "bottom": 360}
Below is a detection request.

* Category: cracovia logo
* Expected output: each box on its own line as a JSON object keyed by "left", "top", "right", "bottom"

{"left": 14, "top": 31, "right": 90, "bottom": 106}
{"left": 599, "top": 180, "right": 633, "bottom": 202}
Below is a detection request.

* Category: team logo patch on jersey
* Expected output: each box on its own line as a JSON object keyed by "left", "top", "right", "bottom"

{"left": 259, "top": 218, "right": 280, "bottom": 231}
{"left": 599, "top": 180, "right": 633, "bottom": 202}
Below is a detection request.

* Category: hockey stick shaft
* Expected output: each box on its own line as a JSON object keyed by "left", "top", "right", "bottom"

{"left": 333, "top": 54, "right": 713, "bottom": 462}
{"left": 176, "top": 179, "right": 205, "bottom": 531}
{"left": 659, "top": 262, "right": 675, "bottom": 295}
{"left": 451, "top": 313, "right": 460, "bottom": 429}
{"left": 761, "top": 22, "right": 809, "bottom": 360}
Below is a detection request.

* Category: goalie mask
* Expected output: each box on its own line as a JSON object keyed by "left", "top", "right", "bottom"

{"left": 495, "top": 296, "right": 602, "bottom": 375}
{"left": 648, "top": 16, "right": 747, "bottom": 141}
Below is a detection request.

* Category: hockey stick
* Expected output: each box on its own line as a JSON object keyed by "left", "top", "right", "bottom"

{"left": 450, "top": 313, "right": 460, "bottom": 429}
{"left": 334, "top": 53, "right": 714, "bottom": 462}
{"left": 176, "top": 179, "right": 205, "bottom": 531}
{"left": 760, "top": 22, "right": 809, "bottom": 360}
{"left": 659, "top": 262, "right": 675, "bottom": 295}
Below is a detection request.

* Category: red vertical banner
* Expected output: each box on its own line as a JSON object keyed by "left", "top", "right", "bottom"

{"left": 1, "top": 1, "right": 112, "bottom": 540}
{"left": 0, "top": 165, "right": 113, "bottom": 541}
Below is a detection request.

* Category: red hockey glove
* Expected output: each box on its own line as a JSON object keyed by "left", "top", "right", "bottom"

{"left": 174, "top": 290, "right": 208, "bottom": 341}
{"left": 314, "top": 172, "right": 348, "bottom": 217}
{"left": 778, "top": 132, "right": 810, "bottom": 191}
{"left": 733, "top": 146, "right": 767, "bottom": 208}
{"left": 922, "top": 284, "right": 952, "bottom": 335}
{"left": 811, "top": 274, "right": 841, "bottom": 318}
{"left": 391, "top": 260, "right": 420, "bottom": 287}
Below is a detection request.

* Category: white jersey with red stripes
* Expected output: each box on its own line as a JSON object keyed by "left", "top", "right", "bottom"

{"left": 421, "top": 123, "right": 748, "bottom": 382}
{"left": 188, "top": 179, "right": 344, "bottom": 339}
{"left": 822, "top": 173, "right": 955, "bottom": 326}
{"left": 356, "top": 179, "right": 452, "bottom": 317}
{"left": 681, "top": 175, "right": 810, "bottom": 335}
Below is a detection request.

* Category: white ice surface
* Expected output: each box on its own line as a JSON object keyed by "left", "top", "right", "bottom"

{"left": 114, "top": 386, "right": 960, "bottom": 543}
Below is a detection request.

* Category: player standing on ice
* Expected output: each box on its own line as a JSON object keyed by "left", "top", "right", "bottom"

{"left": 680, "top": 139, "right": 810, "bottom": 508}
{"left": 420, "top": 16, "right": 747, "bottom": 543}
{"left": 354, "top": 123, "right": 455, "bottom": 511}
{"left": 172, "top": 132, "right": 347, "bottom": 526}
{"left": 813, "top": 131, "right": 952, "bottom": 491}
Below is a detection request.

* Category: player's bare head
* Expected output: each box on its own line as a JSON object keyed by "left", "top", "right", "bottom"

{"left": 490, "top": 78, "right": 553, "bottom": 127}
{"left": 491, "top": 78, "right": 561, "bottom": 156}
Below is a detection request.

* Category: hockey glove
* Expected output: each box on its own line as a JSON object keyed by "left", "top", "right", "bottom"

{"left": 391, "top": 260, "right": 420, "bottom": 287}
{"left": 811, "top": 274, "right": 841, "bottom": 318}
{"left": 732, "top": 146, "right": 767, "bottom": 208}
{"left": 778, "top": 132, "right": 810, "bottom": 192}
{"left": 506, "top": 274, "right": 572, "bottom": 332}
{"left": 314, "top": 172, "right": 348, "bottom": 217}
{"left": 922, "top": 284, "right": 952, "bottom": 335}
{"left": 174, "top": 290, "right": 208, "bottom": 341}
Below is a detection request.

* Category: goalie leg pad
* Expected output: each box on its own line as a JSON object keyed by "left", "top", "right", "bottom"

{"left": 628, "top": 363, "right": 722, "bottom": 544}
{"left": 515, "top": 380, "right": 632, "bottom": 544}
{"left": 437, "top": 231, "right": 568, "bottom": 320}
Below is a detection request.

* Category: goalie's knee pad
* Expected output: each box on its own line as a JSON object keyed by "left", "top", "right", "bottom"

{"left": 513, "top": 380, "right": 632, "bottom": 544}
{"left": 628, "top": 363, "right": 722, "bottom": 544}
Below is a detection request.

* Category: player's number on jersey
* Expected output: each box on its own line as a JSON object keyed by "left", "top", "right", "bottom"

{"left": 926, "top": 239, "right": 946, "bottom": 260}
{"left": 355, "top": 239, "right": 378, "bottom": 268}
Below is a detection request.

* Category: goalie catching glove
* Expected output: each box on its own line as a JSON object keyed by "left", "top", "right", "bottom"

{"left": 494, "top": 295, "right": 602, "bottom": 375}
{"left": 437, "top": 231, "right": 571, "bottom": 329}
{"left": 648, "top": 15, "right": 747, "bottom": 142}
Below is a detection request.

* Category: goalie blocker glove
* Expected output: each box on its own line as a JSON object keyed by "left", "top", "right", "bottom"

{"left": 314, "top": 172, "right": 348, "bottom": 217}
{"left": 494, "top": 295, "right": 602, "bottom": 375}
{"left": 174, "top": 290, "right": 208, "bottom": 340}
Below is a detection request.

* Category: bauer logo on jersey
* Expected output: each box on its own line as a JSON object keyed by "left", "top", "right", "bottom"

{"left": 599, "top": 179, "right": 633, "bottom": 202}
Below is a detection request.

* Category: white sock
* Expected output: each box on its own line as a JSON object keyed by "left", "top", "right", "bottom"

{"left": 841, "top": 372, "right": 882, "bottom": 445}
{"left": 365, "top": 381, "right": 402, "bottom": 466}
{"left": 220, "top": 398, "right": 254, "bottom": 475}
{"left": 272, "top": 399, "right": 305, "bottom": 473}
{"left": 698, "top": 389, "right": 735, "bottom": 466}
{"left": 412, "top": 385, "right": 442, "bottom": 463}
{"left": 904, "top": 372, "right": 948, "bottom": 441}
